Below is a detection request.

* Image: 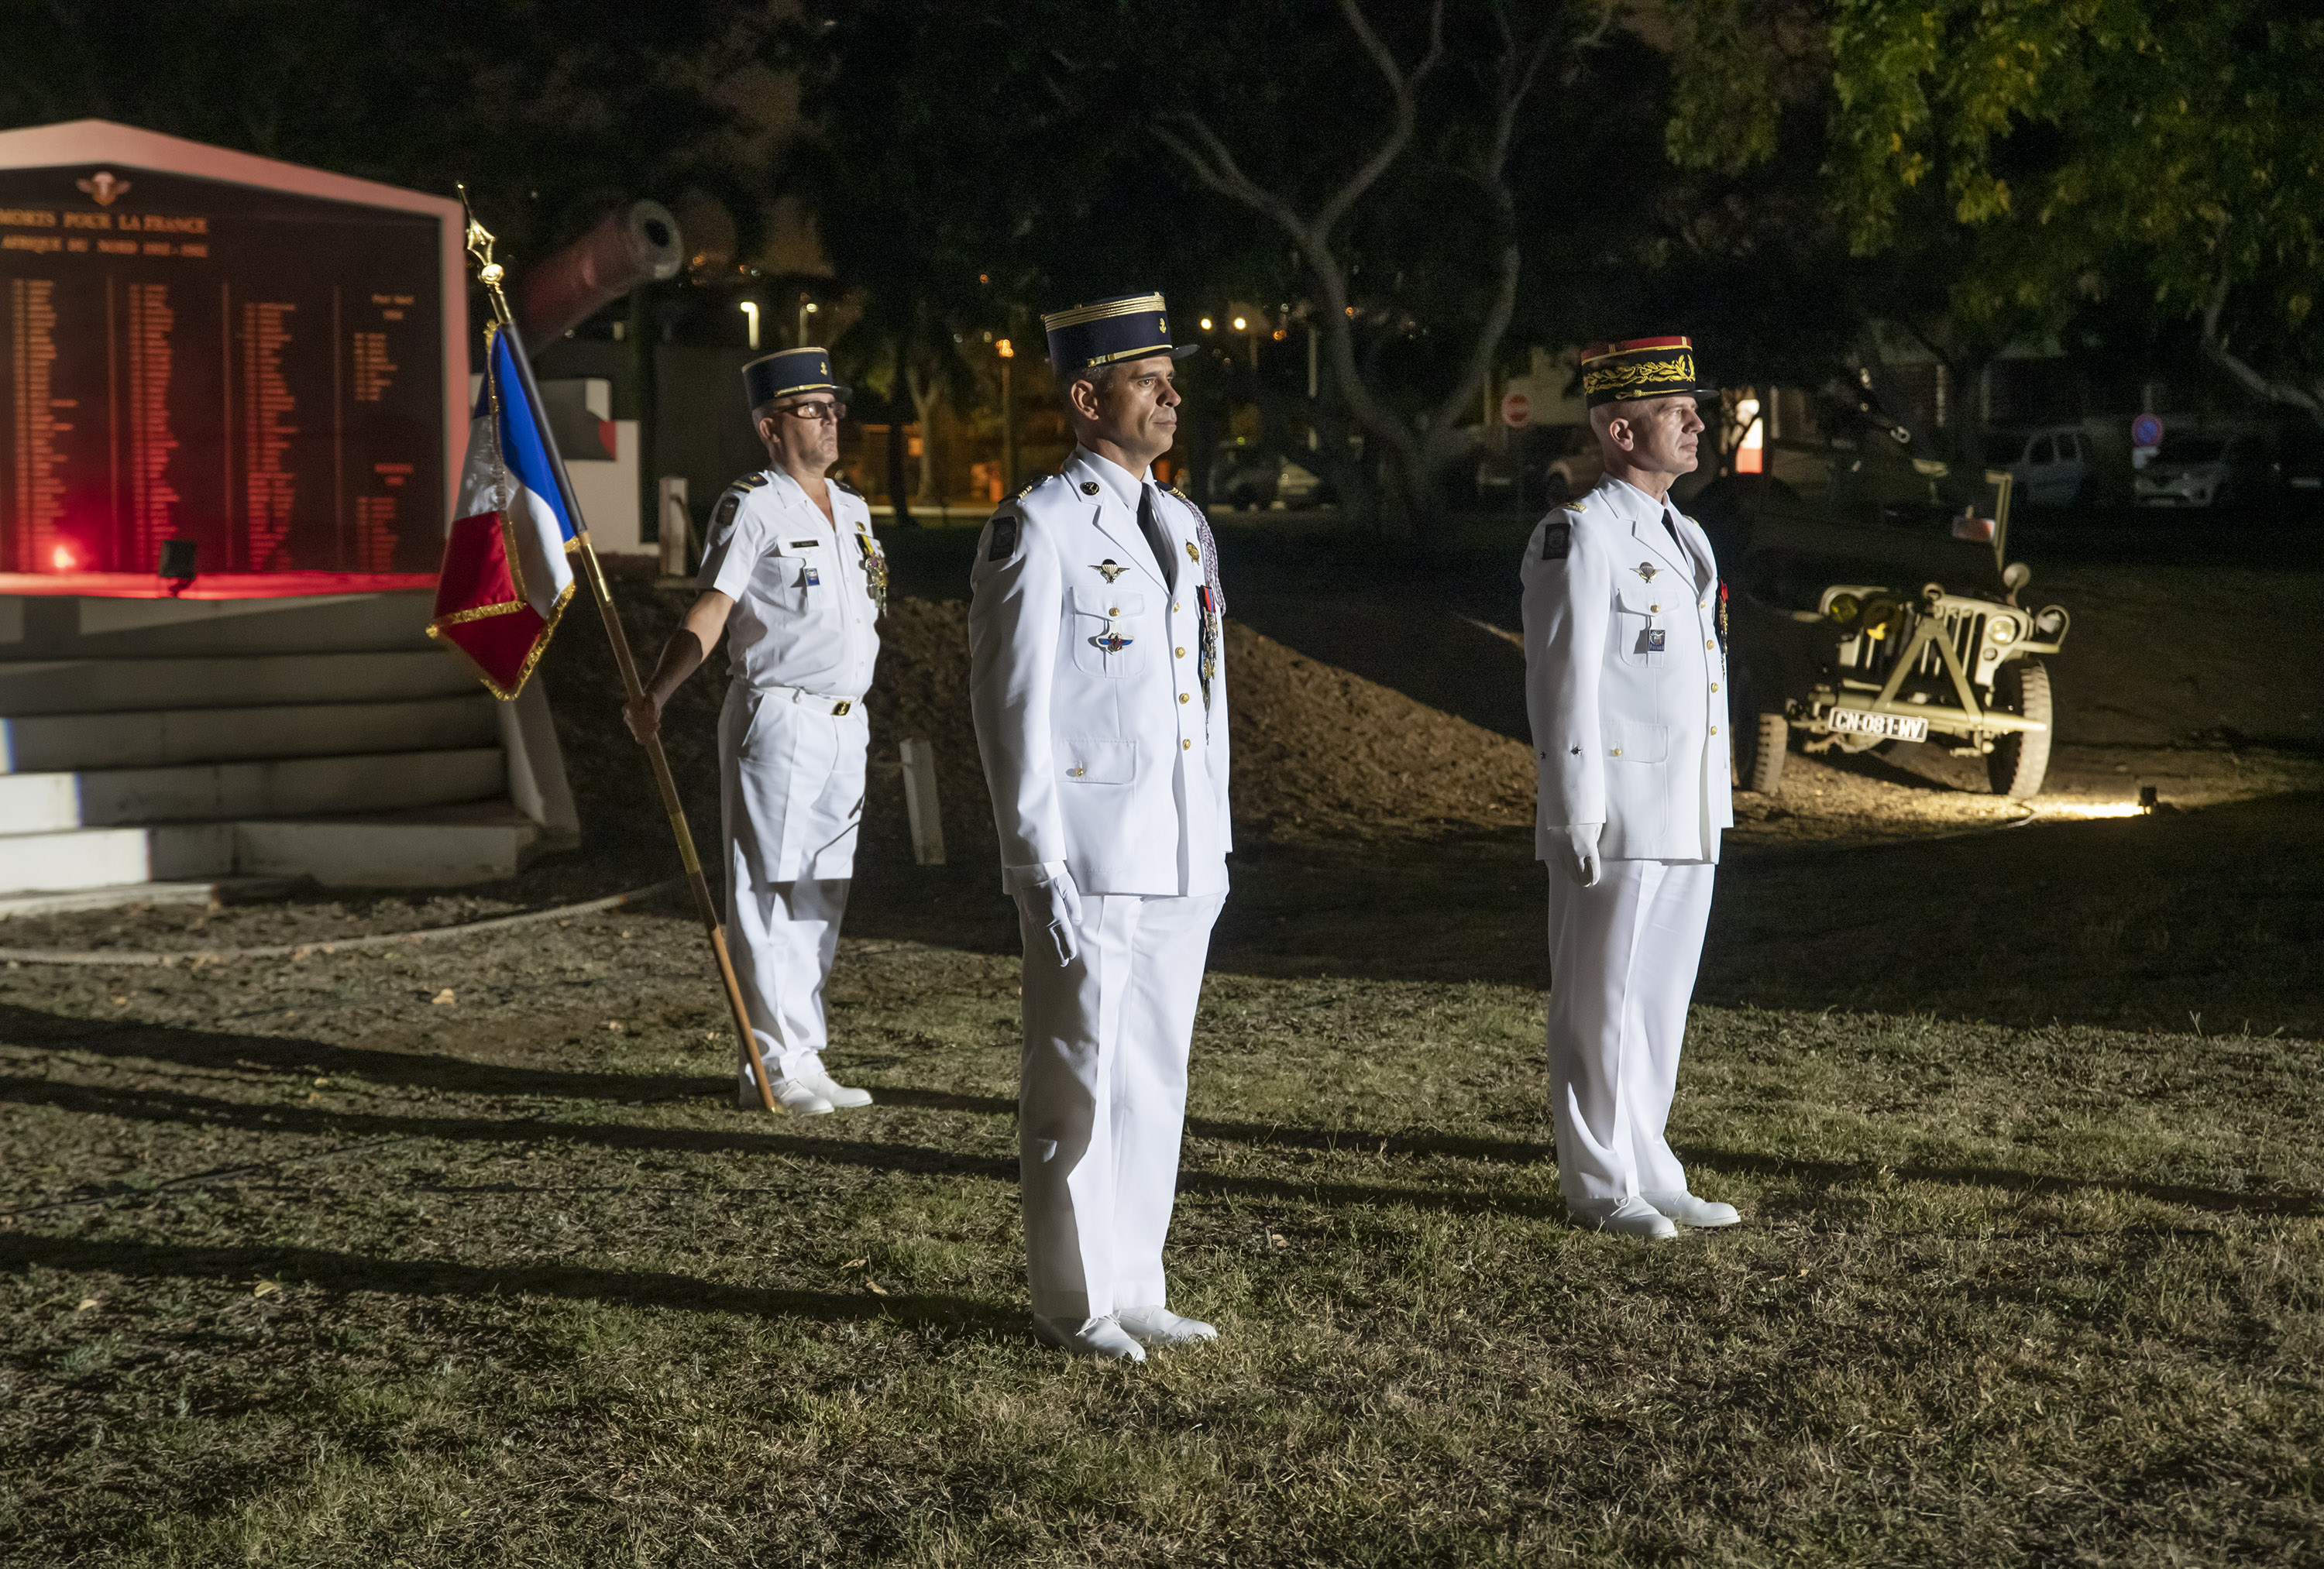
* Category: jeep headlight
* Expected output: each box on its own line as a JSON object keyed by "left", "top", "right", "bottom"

{"left": 1825, "top": 592, "right": 1862, "bottom": 629}
{"left": 1987, "top": 617, "right": 2018, "bottom": 646}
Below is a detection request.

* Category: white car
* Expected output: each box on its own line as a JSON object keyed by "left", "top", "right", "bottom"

{"left": 1996, "top": 425, "right": 2092, "bottom": 507}
{"left": 2133, "top": 431, "right": 2267, "bottom": 508}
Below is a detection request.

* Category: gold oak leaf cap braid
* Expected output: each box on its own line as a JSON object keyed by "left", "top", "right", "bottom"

{"left": 1580, "top": 335, "right": 1720, "bottom": 406}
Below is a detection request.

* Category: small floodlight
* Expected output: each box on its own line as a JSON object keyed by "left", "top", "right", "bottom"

{"left": 1232, "top": 316, "right": 1246, "bottom": 330}
{"left": 996, "top": 338, "right": 1014, "bottom": 359}
{"left": 160, "top": 538, "right": 198, "bottom": 595}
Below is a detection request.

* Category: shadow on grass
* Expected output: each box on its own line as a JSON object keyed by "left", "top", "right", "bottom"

{"left": 0, "top": 1232, "right": 1018, "bottom": 1334}
{"left": 0, "top": 1004, "right": 729, "bottom": 1106}
{"left": 0, "top": 1073, "right": 1574, "bottom": 1225}
{"left": 817, "top": 1087, "right": 2324, "bottom": 1220}
{"left": 10, "top": 1004, "right": 2313, "bottom": 1223}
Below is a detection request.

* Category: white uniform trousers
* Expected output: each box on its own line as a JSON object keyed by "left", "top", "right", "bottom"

{"left": 1545, "top": 859, "right": 1716, "bottom": 1207}
{"left": 1017, "top": 890, "right": 1226, "bottom": 1322}
{"left": 720, "top": 683, "right": 867, "bottom": 1088}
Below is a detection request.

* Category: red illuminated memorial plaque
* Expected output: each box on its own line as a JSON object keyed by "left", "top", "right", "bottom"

{"left": 0, "top": 120, "right": 466, "bottom": 597}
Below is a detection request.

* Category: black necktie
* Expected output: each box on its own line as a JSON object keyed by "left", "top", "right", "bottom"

{"left": 1663, "top": 507, "right": 1704, "bottom": 589}
{"left": 1137, "top": 484, "right": 1178, "bottom": 590}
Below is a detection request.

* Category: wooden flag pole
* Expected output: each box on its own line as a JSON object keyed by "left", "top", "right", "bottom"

{"left": 462, "top": 200, "right": 782, "bottom": 1115}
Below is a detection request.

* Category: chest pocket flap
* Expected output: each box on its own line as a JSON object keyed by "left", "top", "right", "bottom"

{"left": 1070, "top": 585, "right": 1146, "bottom": 619}
{"left": 1061, "top": 738, "right": 1135, "bottom": 783}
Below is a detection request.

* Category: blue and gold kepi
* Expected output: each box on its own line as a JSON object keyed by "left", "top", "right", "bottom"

{"left": 1580, "top": 335, "right": 1717, "bottom": 407}
{"left": 1041, "top": 293, "right": 1200, "bottom": 376}
{"left": 742, "top": 346, "right": 851, "bottom": 411}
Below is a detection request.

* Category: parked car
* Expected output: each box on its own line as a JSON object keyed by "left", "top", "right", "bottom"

{"left": 1994, "top": 424, "right": 2092, "bottom": 507}
{"left": 1209, "top": 441, "right": 1329, "bottom": 509}
{"left": 2133, "top": 430, "right": 2271, "bottom": 507}
{"left": 2278, "top": 422, "right": 2324, "bottom": 506}
{"left": 1539, "top": 426, "right": 1604, "bottom": 503}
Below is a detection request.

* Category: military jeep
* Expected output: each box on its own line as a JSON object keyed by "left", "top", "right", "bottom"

{"left": 1690, "top": 382, "right": 2073, "bottom": 799}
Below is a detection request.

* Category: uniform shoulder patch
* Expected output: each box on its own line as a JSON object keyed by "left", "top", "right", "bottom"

{"left": 987, "top": 512, "right": 1021, "bottom": 561}
{"left": 1540, "top": 520, "right": 1573, "bottom": 560}
{"left": 706, "top": 489, "right": 746, "bottom": 540}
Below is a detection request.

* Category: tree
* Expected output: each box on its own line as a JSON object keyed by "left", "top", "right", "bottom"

{"left": 789, "top": 0, "right": 1706, "bottom": 533}
{"left": 1153, "top": 0, "right": 1590, "bottom": 530}
{"left": 1664, "top": 0, "right": 2324, "bottom": 427}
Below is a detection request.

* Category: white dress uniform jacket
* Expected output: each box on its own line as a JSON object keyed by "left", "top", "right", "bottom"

{"left": 968, "top": 448, "right": 1231, "bottom": 896}
{"left": 1521, "top": 476, "right": 1733, "bottom": 865}
{"left": 700, "top": 468, "right": 884, "bottom": 885}
{"left": 699, "top": 467, "right": 884, "bottom": 1090}
{"left": 968, "top": 446, "right": 1232, "bottom": 1326}
{"left": 1521, "top": 475, "right": 1730, "bottom": 1212}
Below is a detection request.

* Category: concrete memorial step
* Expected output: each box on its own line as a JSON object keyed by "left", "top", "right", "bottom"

{"left": 0, "top": 748, "right": 506, "bottom": 832}
{"left": 0, "top": 591, "right": 577, "bottom": 905}
{"left": 0, "top": 695, "right": 497, "bottom": 772}
{"left": 0, "top": 651, "right": 481, "bottom": 718}
{"left": 0, "top": 806, "right": 541, "bottom": 895}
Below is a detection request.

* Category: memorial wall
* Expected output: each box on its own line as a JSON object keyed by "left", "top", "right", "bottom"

{"left": 0, "top": 125, "right": 462, "bottom": 596}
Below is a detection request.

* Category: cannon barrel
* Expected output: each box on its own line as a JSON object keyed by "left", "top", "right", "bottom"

{"left": 513, "top": 200, "right": 683, "bottom": 348}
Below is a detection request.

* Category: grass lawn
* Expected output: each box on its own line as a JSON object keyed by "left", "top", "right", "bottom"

{"left": 4, "top": 809, "right": 2322, "bottom": 1565}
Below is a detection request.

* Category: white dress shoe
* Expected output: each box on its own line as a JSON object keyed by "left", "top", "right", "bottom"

{"left": 1574, "top": 1196, "right": 1679, "bottom": 1240}
{"left": 737, "top": 1069, "right": 834, "bottom": 1114}
{"left": 1031, "top": 1313, "right": 1147, "bottom": 1362}
{"left": 1642, "top": 1190, "right": 1742, "bottom": 1227}
{"left": 799, "top": 1071, "right": 872, "bottom": 1110}
{"left": 1116, "top": 1305, "right": 1219, "bottom": 1348}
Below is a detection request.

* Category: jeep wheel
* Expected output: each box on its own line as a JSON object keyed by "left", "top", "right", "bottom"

{"left": 1985, "top": 657, "right": 2054, "bottom": 798}
{"left": 1731, "top": 698, "right": 1789, "bottom": 793}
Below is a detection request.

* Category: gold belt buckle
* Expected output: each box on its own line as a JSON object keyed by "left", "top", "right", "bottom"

{"left": 831, "top": 699, "right": 851, "bottom": 716}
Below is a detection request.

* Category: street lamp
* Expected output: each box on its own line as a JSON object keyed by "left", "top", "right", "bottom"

{"left": 738, "top": 300, "right": 760, "bottom": 350}
{"left": 996, "top": 338, "right": 1017, "bottom": 493}
{"left": 799, "top": 297, "right": 820, "bottom": 345}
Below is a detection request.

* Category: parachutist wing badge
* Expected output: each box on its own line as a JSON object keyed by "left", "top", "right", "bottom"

{"left": 1093, "top": 560, "right": 1127, "bottom": 582}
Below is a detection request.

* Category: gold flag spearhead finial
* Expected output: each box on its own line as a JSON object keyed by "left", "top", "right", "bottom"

{"left": 457, "top": 183, "right": 513, "bottom": 324}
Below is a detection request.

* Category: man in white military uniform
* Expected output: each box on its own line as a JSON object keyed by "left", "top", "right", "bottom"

{"left": 969, "top": 294, "right": 1232, "bottom": 1361}
{"left": 625, "top": 347, "right": 885, "bottom": 1117}
{"left": 1521, "top": 335, "right": 1742, "bottom": 1241}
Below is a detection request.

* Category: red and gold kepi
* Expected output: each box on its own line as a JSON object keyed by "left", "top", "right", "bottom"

{"left": 1041, "top": 293, "right": 1201, "bottom": 376}
{"left": 1580, "top": 335, "right": 1717, "bottom": 407}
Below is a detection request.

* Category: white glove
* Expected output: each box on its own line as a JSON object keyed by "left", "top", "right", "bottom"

{"left": 1560, "top": 823, "right": 1604, "bottom": 888}
{"left": 1016, "top": 870, "right": 1085, "bottom": 966}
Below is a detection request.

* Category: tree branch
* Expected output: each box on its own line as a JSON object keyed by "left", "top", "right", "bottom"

{"left": 1314, "top": 0, "right": 1445, "bottom": 237}
{"left": 2202, "top": 267, "right": 2324, "bottom": 427}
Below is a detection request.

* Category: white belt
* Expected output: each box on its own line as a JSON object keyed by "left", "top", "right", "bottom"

{"left": 747, "top": 682, "right": 860, "bottom": 716}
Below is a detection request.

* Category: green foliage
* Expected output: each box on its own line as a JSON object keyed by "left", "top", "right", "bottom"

{"left": 1664, "top": 0, "right": 2324, "bottom": 402}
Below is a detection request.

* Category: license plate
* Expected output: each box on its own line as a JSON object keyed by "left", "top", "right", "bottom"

{"left": 1828, "top": 706, "right": 1928, "bottom": 742}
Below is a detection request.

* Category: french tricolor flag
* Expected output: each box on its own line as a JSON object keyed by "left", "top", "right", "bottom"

{"left": 425, "top": 327, "right": 580, "bottom": 698}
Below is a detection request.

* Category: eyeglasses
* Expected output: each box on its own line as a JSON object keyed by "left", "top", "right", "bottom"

{"left": 777, "top": 400, "right": 847, "bottom": 423}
